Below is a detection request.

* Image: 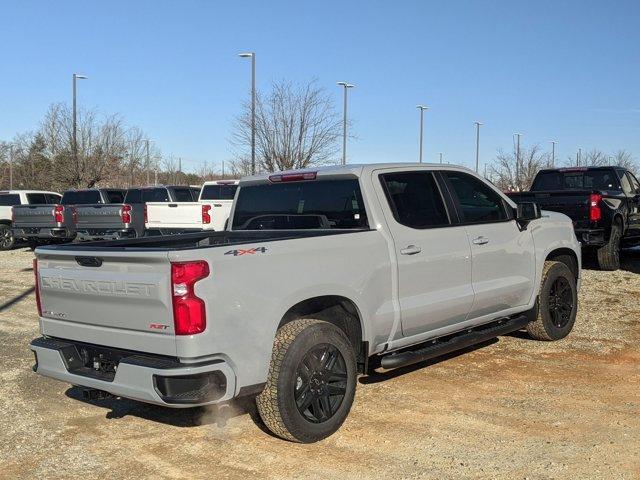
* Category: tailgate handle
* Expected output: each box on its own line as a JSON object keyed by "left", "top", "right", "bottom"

{"left": 168, "top": 204, "right": 178, "bottom": 208}
{"left": 75, "top": 256, "right": 103, "bottom": 267}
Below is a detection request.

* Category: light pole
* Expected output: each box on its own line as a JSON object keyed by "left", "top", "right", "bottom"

{"left": 417, "top": 105, "right": 428, "bottom": 163}
{"left": 72, "top": 73, "right": 88, "bottom": 177}
{"left": 238, "top": 52, "right": 256, "bottom": 174}
{"left": 514, "top": 133, "right": 522, "bottom": 190}
{"left": 145, "top": 139, "right": 151, "bottom": 185}
{"left": 550, "top": 140, "right": 557, "bottom": 167}
{"left": 8, "top": 144, "right": 13, "bottom": 189}
{"left": 474, "top": 121, "right": 483, "bottom": 173}
{"left": 338, "top": 82, "right": 355, "bottom": 165}
{"left": 578, "top": 147, "right": 582, "bottom": 166}
{"left": 439, "top": 152, "right": 443, "bottom": 164}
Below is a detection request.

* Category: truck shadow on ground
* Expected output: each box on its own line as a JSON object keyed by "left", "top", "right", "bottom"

{"left": 63, "top": 338, "right": 502, "bottom": 433}
{"left": 0, "top": 287, "right": 35, "bottom": 312}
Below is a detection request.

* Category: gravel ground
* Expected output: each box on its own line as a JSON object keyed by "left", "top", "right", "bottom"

{"left": 0, "top": 248, "right": 638, "bottom": 480}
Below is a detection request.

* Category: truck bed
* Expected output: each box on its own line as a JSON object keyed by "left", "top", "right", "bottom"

{"left": 508, "top": 190, "right": 593, "bottom": 228}
{"left": 37, "top": 228, "right": 370, "bottom": 252}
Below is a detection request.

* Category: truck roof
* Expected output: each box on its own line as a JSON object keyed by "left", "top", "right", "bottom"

{"left": 0, "top": 190, "right": 61, "bottom": 195}
{"left": 537, "top": 166, "right": 626, "bottom": 174}
{"left": 240, "top": 162, "right": 473, "bottom": 184}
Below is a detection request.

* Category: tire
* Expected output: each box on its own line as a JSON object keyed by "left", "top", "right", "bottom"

{"left": 0, "top": 224, "right": 15, "bottom": 251}
{"left": 256, "top": 319, "right": 357, "bottom": 443}
{"left": 526, "top": 261, "right": 578, "bottom": 341}
{"left": 596, "top": 220, "right": 621, "bottom": 271}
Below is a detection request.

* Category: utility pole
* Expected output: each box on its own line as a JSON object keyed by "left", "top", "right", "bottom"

{"left": 8, "top": 144, "right": 13, "bottom": 189}
{"left": 154, "top": 163, "right": 158, "bottom": 186}
{"left": 439, "top": 152, "right": 443, "bottom": 164}
{"left": 550, "top": 140, "right": 557, "bottom": 167}
{"left": 578, "top": 148, "right": 582, "bottom": 166}
{"left": 514, "top": 133, "right": 522, "bottom": 190}
{"left": 338, "top": 82, "right": 355, "bottom": 165}
{"left": 72, "top": 73, "right": 88, "bottom": 184}
{"left": 222, "top": 160, "right": 225, "bottom": 178}
{"left": 417, "top": 105, "right": 428, "bottom": 163}
{"left": 238, "top": 52, "right": 256, "bottom": 175}
{"left": 474, "top": 121, "right": 483, "bottom": 173}
{"left": 145, "top": 139, "right": 150, "bottom": 185}
{"left": 178, "top": 157, "right": 182, "bottom": 185}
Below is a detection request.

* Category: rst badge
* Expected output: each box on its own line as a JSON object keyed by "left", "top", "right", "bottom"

{"left": 224, "top": 247, "right": 268, "bottom": 256}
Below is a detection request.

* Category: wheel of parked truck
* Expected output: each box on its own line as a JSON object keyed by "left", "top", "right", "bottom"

{"left": 526, "top": 260, "right": 578, "bottom": 341}
{"left": 596, "top": 220, "right": 622, "bottom": 271}
{"left": 256, "top": 319, "right": 357, "bottom": 443}
{"left": 0, "top": 225, "right": 15, "bottom": 251}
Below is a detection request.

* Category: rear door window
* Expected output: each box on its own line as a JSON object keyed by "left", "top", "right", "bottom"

{"left": 627, "top": 173, "right": 640, "bottom": 193}
{"left": 445, "top": 171, "right": 508, "bottom": 223}
{"left": 200, "top": 184, "right": 239, "bottom": 200}
{"left": 124, "top": 189, "right": 142, "bottom": 203}
{"left": 26, "top": 193, "right": 47, "bottom": 204}
{"left": 380, "top": 171, "right": 450, "bottom": 228}
{"left": 0, "top": 194, "right": 21, "bottom": 206}
{"left": 171, "top": 188, "right": 195, "bottom": 202}
{"left": 106, "top": 190, "right": 125, "bottom": 203}
{"left": 142, "top": 188, "right": 170, "bottom": 202}
{"left": 232, "top": 178, "right": 369, "bottom": 230}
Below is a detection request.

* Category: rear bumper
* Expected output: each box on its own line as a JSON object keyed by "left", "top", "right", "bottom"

{"left": 30, "top": 336, "right": 237, "bottom": 407}
{"left": 12, "top": 227, "right": 74, "bottom": 240}
{"left": 76, "top": 228, "right": 137, "bottom": 242}
{"left": 575, "top": 228, "right": 606, "bottom": 246}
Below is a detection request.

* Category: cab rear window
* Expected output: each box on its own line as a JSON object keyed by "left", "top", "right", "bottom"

{"left": 232, "top": 179, "right": 368, "bottom": 230}
{"left": 200, "top": 184, "right": 238, "bottom": 200}
{"left": 61, "top": 190, "right": 102, "bottom": 205}
{"left": 532, "top": 170, "right": 621, "bottom": 191}
{"left": 0, "top": 194, "right": 20, "bottom": 206}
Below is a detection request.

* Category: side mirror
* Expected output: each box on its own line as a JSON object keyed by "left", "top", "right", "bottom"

{"left": 514, "top": 202, "right": 541, "bottom": 228}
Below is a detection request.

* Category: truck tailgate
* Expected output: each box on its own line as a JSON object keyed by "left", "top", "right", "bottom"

{"left": 145, "top": 202, "right": 202, "bottom": 229}
{"left": 13, "top": 205, "right": 55, "bottom": 227}
{"left": 75, "top": 204, "right": 125, "bottom": 229}
{"left": 36, "top": 248, "right": 176, "bottom": 356}
{"left": 510, "top": 191, "right": 591, "bottom": 227}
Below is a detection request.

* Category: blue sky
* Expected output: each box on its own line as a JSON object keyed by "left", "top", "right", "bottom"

{"left": 1, "top": 0, "right": 639, "bottom": 173}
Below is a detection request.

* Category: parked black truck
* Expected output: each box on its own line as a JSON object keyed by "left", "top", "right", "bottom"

{"left": 508, "top": 166, "right": 640, "bottom": 270}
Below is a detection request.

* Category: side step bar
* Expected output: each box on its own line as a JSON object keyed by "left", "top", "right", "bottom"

{"left": 380, "top": 314, "right": 529, "bottom": 370}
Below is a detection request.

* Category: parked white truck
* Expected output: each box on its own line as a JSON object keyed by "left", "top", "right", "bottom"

{"left": 0, "top": 190, "right": 61, "bottom": 250}
{"left": 30, "top": 164, "right": 580, "bottom": 443}
{"left": 144, "top": 180, "right": 239, "bottom": 233}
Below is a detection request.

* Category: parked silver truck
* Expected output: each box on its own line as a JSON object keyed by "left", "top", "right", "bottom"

{"left": 0, "top": 190, "right": 62, "bottom": 250}
{"left": 12, "top": 188, "right": 126, "bottom": 247}
{"left": 30, "top": 164, "right": 581, "bottom": 443}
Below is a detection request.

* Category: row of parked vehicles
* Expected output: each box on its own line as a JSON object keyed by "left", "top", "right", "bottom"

{"left": 18, "top": 162, "right": 640, "bottom": 443}
{"left": 0, "top": 180, "right": 239, "bottom": 250}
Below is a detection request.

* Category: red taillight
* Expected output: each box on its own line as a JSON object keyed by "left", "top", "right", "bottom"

{"left": 202, "top": 205, "right": 212, "bottom": 224}
{"left": 121, "top": 204, "right": 132, "bottom": 224}
{"left": 53, "top": 205, "right": 64, "bottom": 223}
{"left": 589, "top": 193, "right": 602, "bottom": 222}
{"left": 71, "top": 207, "right": 78, "bottom": 224}
{"left": 33, "top": 259, "right": 42, "bottom": 317}
{"left": 269, "top": 172, "right": 317, "bottom": 183}
{"left": 171, "top": 261, "right": 209, "bottom": 335}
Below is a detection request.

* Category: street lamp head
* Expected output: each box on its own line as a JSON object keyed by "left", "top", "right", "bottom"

{"left": 337, "top": 82, "right": 355, "bottom": 88}
{"left": 416, "top": 105, "right": 429, "bottom": 110}
{"left": 238, "top": 52, "right": 254, "bottom": 58}
{"left": 74, "top": 74, "right": 88, "bottom": 79}
{"left": 474, "top": 121, "right": 483, "bottom": 126}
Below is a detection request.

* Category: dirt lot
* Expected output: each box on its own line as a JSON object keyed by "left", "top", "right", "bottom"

{"left": 0, "top": 248, "right": 638, "bottom": 480}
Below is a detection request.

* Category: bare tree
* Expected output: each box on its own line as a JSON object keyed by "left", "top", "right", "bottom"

{"left": 564, "top": 148, "right": 638, "bottom": 174}
{"left": 490, "top": 144, "right": 549, "bottom": 191}
{"left": 232, "top": 80, "right": 342, "bottom": 173}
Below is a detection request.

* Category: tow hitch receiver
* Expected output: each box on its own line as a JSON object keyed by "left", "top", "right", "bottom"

{"left": 81, "top": 388, "right": 114, "bottom": 401}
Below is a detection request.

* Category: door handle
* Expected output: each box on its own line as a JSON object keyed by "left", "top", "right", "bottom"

{"left": 400, "top": 245, "right": 422, "bottom": 255}
{"left": 472, "top": 236, "right": 489, "bottom": 245}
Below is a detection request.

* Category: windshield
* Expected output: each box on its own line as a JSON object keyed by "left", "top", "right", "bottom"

{"left": 532, "top": 170, "right": 621, "bottom": 191}
{"left": 232, "top": 179, "right": 369, "bottom": 230}
{"left": 200, "top": 184, "right": 238, "bottom": 200}
{"left": 61, "top": 190, "right": 102, "bottom": 205}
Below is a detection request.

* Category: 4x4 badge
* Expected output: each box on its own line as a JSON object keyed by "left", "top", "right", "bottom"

{"left": 225, "top": 247, "right": 268, "bottom": 256}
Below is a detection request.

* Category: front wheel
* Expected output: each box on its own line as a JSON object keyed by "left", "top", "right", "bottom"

{"left": 526, "top": 261, "right": 578, "bottom": 341}
{"left": 256, "top": 319, "right": 357, "bottom": 443}
{"left": 0, "top": 225, "right": 16, "bottom": 251}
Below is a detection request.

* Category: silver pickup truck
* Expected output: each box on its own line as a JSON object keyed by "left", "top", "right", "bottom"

{"left": 30, "top": 163, "right": 581, "bottom": 443}
{"left": 13, "top": 188, "right": 126, "bottom": 247}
